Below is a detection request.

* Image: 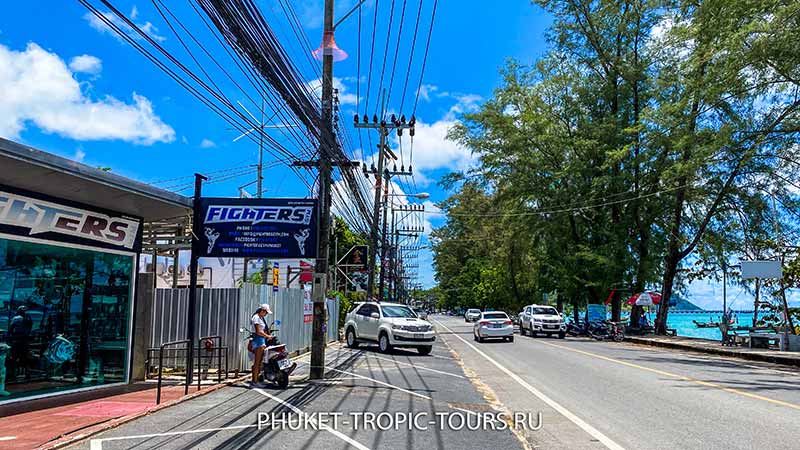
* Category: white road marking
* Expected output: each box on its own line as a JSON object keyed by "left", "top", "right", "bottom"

{"left": 336, "top": 349, "right": 465, "bottom": 379}
{"left": 435, "top": 319, "right": 627, "bottom": 450}
{"left": 253, "top": 388, "right": 371, "bottom": 450}
{"left": 321, "top": 366, "right": 433, "bottom": 400}
{"left": 89, "top": 425, "right": 257, "bottom": 450}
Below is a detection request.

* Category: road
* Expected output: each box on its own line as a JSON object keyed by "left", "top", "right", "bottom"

{"left": 433, "top": 315, "right": 800, "bottom": 450}
{"left": 67, "top": 337, "right": 524, "bottom": 450}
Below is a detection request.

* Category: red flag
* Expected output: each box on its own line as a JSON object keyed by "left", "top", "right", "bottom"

{"left": 604, "top": 289, "right": 616, "bottom": 305}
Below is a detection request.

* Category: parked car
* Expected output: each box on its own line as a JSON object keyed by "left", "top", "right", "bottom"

{"left": 519, "top": 304, "right": 566, "bottom": 338}
{"left": 473, "top": 311, "right": 514, "bottom": 343}
{"left": 344, "top": 302, "right": 436, "bottom": 354}
{"left": 464, "top": 308, "right": 481, "bottom": 322}
{"left": 413, "top": 308, "right": 428, "bottom": 320}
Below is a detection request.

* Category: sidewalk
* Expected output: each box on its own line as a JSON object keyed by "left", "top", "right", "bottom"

{"left": 0, "top": 377, "right": 245, "bottom": 450}
{"left": 627, "top": 335, "right": 800, "bottom": 368}
{"left": 58, "top": 340, "right": 527, "bottom": 450}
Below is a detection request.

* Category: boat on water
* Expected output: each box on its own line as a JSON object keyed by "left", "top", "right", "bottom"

{"left": 693, "top": 319, "right": 735, "bottom": 328}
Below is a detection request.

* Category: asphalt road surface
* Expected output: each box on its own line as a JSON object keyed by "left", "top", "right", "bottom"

{"left": 433, "top": 314, "right": 800, "bottom": 450}
{"left": 67, "top": 337, "right": 524, "bottom": 450}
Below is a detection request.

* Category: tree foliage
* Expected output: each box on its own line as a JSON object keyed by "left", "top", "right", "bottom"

{"left": 433, "top": 0, "right": 800, "bottom": 333}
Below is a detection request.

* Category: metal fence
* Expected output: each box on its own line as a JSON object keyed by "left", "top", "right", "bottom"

{"left": 149, "top": 285, "right": 340, "bottom": 373}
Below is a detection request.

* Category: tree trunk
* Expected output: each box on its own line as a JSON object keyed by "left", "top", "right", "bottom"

{"left": 611, "top": 290, "right": 622, "bottom": 322}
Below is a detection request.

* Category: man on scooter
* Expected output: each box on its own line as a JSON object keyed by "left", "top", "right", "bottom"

{"left": 250, "top": 303, "right": 273, "bottom": 386}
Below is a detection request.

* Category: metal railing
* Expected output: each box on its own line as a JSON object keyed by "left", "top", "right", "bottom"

{"left": 155, "top": 339, "right": 190, "bottom": 405}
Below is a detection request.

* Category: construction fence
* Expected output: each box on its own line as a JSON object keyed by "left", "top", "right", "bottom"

{"left": 148, "top": 284, "right": 340, "bottom": 372}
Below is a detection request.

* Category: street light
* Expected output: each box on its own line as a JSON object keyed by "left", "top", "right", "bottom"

{"left": 387, "top": 192, "right": 430, "bottom": 199}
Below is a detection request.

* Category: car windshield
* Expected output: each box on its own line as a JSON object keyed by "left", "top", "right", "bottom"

{"left": 533, "top": 307, "right": 559, "bottom": 315}
{"left": 381, "top": 305, "right": 417, "bottom": 318}
{"left": 467, "top": 309, "right": 480, "bottom": 313}
{"left": 483, "top": 313, "right": 508, "bottom": 320}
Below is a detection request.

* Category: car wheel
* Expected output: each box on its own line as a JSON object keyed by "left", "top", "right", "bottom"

{"left": 346, "top": 328, "right": 359, "bottom": 348}
{"left": 508, "top": 336, "right": 514, "bottom": 343}
{"left": 520, "top": 325, "right": 527, "bottom": 336}
{"left": 378, "top": 333, "right": 393, "bottom": 353}
{"left": 558, "top": 332, "right": 566, "bottom": 339}
{"left": 417, "top": 345, "right": 432, "bottom": 355}
{"left": 477, "top": 334, "right": 484, "bottom": 343}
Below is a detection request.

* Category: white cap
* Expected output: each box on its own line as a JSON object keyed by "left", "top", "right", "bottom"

{"left": 260, "top": 303, "right": 272, "bottom": 314}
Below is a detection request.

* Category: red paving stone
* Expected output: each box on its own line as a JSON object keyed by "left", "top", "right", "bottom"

{"left": 0, "top": 383, "right": 217, "bottom": 450}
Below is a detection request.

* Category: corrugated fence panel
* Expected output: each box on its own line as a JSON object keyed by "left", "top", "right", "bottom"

{"left": 150, "top": 285, "right": 341, "bottom": 374}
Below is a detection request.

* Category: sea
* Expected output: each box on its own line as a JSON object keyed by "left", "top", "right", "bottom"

{"left": 641, "top": 311, "right": 757, "bottom": 340}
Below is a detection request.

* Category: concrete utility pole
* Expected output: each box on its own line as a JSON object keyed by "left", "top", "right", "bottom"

{"left": 308, "top": 0, "right": 336, "bottom": 380}
{"left": 187, "top": 173, "right": 207, "bottom": 393}
{"left": 356, "top": 116, "right": 414, "bottom": 300}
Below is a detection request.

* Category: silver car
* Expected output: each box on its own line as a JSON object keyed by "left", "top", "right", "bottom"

{"left": 464, "top": 308, "right": 481, "bottom": 322}
{"left": 473, "top": 311, "right": 514, "bottom": 343}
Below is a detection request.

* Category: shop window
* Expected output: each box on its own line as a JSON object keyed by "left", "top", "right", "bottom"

{"left": 0, "top": 237, "right": 133, "bottom": 401}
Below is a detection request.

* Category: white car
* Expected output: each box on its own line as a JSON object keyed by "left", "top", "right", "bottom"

{"left": 519, "top": 304, "right": 566, "bottom": 338}
{"left": 464, "top": 308, "right": 481, "bottom": 322}
{"left": 473, "top": 311, "right": 514, "bottom": 343}
{"left": 344, "top": 302, "right": 436, "bottom": 354}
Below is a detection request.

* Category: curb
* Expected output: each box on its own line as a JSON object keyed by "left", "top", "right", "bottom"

{"left": 626, "top": 337, "right": 800, "bottom": 368}
{"left": 38, "top": 374, "right": 250, "bottom": 450}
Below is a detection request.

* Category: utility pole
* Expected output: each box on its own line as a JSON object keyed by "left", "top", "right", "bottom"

{"left": 356, "top": 113, "right": 414, "bottom": 300}
{"left": 300, "top": 0, "right": 362, "bottom": 379}
{"left": 309, "top": 0, "right": 335, "bottom": 380}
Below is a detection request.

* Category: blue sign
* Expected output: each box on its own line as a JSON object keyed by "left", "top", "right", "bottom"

{"left": 587, "top": 304, "right": 607, "bottom": 324}
{"left": 198, "top": 197, "right": 318, "bottom": 259}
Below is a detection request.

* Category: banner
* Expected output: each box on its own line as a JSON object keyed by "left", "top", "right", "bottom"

{"left": 0, "top": 185, "right": 142, "bottom": 252}
{"left": 272, "top": 262, "right": 279, "bottom": 292}
{"left": 197, "top": 197, "right": 318, "bottom": 258}
{"left": 303, "top": 283, "right": 313, "bottom": 323}
{"left": 587, "top": 304, "right": 607, "bottom": 324}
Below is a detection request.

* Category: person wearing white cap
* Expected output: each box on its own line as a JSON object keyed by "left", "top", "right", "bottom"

{"left": 250, "top": 303, "right": 273, "bottom": 386}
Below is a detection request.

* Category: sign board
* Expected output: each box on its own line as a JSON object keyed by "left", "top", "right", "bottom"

{"left": 339, "top": 245, "right": 369, "bottom": 270}
{"left": 587, "top": 304, "right": 607, "bottom": 324}
{"left": 299, "top": 260, "right": 313, "bottom": 283}
{"left": 272, "top": 262, "right": 279, "bottom": 292}
{"left": 197, "top": 197, "right": 317, "bottom": 258}
{"left": 0, "top": 184, "right": 142, "bottom": 253}
{"left": 303, "top": 283, "right": 313, "bottom": 323}
{"left": 741, "top": 260, "right": 782, "bottom": 279}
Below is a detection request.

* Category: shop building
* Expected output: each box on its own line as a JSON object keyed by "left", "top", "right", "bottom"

{"left": 0, "top": 137, "right": 191, "bottom": 405}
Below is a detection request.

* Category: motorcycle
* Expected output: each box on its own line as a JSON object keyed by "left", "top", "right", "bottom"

{"left": 243, "top": 323, "right": 297, "bottom": 389}
{"left": 587, "top": 321, "right": 625, "bottom": 342}
{"left": 566, "top": 319, "right": 590, "bottom": 337}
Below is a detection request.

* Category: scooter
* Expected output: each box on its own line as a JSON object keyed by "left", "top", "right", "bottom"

{"left": 243, "top": 324, "right": 297, "bottom": 389}
{"left": 587, "top": 321, "right": 625, "bottom": 342}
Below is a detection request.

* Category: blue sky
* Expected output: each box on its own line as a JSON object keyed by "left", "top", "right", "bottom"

{"left": 0, "top": 1, "right": 793, "bottom": 310}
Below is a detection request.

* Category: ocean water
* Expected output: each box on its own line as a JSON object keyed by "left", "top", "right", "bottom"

{"left": 642, "top": 311, "right": 756, "bottom": 341}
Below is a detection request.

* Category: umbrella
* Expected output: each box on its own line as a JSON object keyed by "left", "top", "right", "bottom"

{"left": 626, "top": 291, "right": 662, "bottom": 306}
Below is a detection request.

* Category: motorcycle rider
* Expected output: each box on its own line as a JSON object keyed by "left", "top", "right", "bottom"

{"left": 250, "top": 303, "right": 273, "bottom": 386}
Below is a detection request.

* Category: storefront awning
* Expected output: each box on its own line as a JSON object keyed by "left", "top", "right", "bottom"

{"left": 0, "top": 138, "right": 192, "bottom": 221}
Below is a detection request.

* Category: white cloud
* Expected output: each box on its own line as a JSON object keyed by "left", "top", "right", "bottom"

{"left": 0, "top": 43, "right": 175, "bottom": 144}
{"left": 74, "top": 147, "right": 86, "bottom": 162}
{"left": 306, "top": 77, "right": 357, "bottom": 105}
{"left": 417, "top": 84, "right": 439, "bottom": 102}
{"left": 199, "top": 138, "right": 216, "bottom": 148}
{"left": 83, "top": 6, "right": 166, "bottom": 43}
{"left": 68, "top": 54, "right": 102, "bottom": 75}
